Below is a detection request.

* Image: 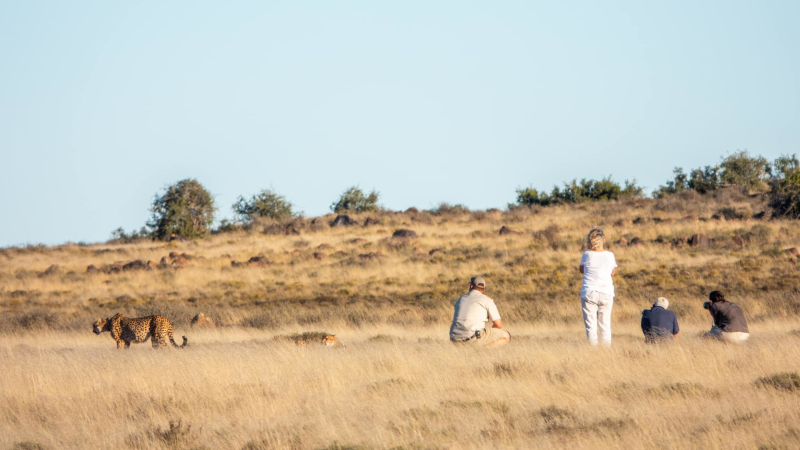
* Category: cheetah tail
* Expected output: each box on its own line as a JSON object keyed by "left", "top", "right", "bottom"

{"left": 169, "top": 332, "right": 188, "bottom": 348}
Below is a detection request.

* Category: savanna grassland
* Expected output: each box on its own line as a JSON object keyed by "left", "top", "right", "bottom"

{"left": 3, "top": 188, "right": 800, "bottom": 449}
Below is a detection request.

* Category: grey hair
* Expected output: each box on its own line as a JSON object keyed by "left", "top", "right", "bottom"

{"left": 586, "top": 227, "right": 605, "bottom": 251}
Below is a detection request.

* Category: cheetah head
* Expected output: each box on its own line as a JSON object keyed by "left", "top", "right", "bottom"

{"left": 93, "top": 317, "right": 110, "bottom": 335}
{"left": 321, "top": 335, "right": 337, "bottom": 347}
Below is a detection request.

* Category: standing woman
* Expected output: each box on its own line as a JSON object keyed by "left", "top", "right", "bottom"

{"left": 579, "top": 227, "right": 618, "bottom": 346}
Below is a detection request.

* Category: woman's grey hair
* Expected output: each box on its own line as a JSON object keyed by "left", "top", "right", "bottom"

{"left": 586, "top": 227, "right": 605, "bottom": 251}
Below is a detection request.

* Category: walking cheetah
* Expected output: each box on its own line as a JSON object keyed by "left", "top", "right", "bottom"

{"left": 93, "top": 313, "right": 187, "bottom": 349}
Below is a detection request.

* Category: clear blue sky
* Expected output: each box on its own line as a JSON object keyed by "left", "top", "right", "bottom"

{"left": 1, "top": 1, "right": 798, "bottom": 246}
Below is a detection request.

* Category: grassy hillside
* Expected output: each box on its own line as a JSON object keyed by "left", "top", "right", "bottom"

{"left": 1, "top": 188, "right": 798, "bottom": 332}
{"left": 3, "top": 188, "right": 800, "bottom": 449}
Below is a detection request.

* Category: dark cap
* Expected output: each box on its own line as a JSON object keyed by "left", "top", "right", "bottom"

{"left": 470, "top": 276, "right": 486, "bottom": 287}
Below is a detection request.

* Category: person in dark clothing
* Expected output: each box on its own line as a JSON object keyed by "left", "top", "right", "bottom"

{"left": 702, "top": 291, "right": 749, "bottom": 343}
{"left": 641, "top": 297, "right": 679, "bottom": 343}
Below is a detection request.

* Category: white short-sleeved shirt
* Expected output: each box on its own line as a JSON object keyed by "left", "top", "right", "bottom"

{"left": 449, "top": 290, "right": 501, "bottom": 340}
{"left": 579, "top": 251, "right": 617, "bottom": 298}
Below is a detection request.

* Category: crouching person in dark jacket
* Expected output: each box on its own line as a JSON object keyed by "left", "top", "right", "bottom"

{"left": 641, "top": 297, "right": 680, "bottom": 343}
{"left": 702, "top": 290, "right": 749, "bottom": 343}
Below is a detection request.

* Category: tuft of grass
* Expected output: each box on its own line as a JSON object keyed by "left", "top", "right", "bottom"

{"left": 318, "top": 444, "right": 369, "bottom": 450}
{"left": 369, "top": 334, "right": 404, "bottom": 343}
{"left": 273, "top": 331, "right": 332, "bottom": 343}
{"left": 756, "top": 372, "right": 800, "bottom": 393}
{"left": 125, "top": 420, "right": 200, "bottom": 450}
{"left": 241, "top": 311, "right": 281, "bottom": 330}
{"left": 153, "top": 420, "right": 197, "bottom": 449}
{"left": 648, "top": 382, "right": 720, "bottom": 399}
{"left": 492, "top": 361, "right": 529, "bottom": 378}
{"left": 12, "top": 443, "right": 46, "bottom": 450}
{"left": 0, "top": 311, "right": 60, "bottom": 332}
{"left": 240, "top": 428, "right": 304, "bottom": 450}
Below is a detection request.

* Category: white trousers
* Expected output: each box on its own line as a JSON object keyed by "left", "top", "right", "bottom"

{"left": 581, "top": 291, "right": 614, "bottom": 346}
{"left": 706, "top": 326, "right": 750, "bottom": 343}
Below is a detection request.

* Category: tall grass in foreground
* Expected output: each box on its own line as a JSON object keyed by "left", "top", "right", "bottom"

{"left": 2, "top": 323, "right": 800, "bottom": 449}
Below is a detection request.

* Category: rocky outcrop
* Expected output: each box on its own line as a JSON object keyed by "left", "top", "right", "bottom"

{"left": 231, "top": 256, "right": 270, "bottom": 268}
{"left": 689, "top": 234, "right": 712, "bottom": 247}
{"left": 392, "top": 229, "right": 418, "bottom": 239}
{"left": 499, "top": 226, "right": 520, "bottom": 235}
{"left": 122, "top": 260, "right": 150, "bottom": 271}
{"left": 38, "top": 264, "right": 61, "bottom": 277}
{"left": 330, "top": 215, "right": 356, "bottom": 227}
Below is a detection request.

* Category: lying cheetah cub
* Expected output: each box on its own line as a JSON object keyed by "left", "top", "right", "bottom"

{"left": 274, "top": 331, "right": 341, "bottom": 347}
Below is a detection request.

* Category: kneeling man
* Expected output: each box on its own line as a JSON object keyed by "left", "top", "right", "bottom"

{"left": 641, "top": 297, "right": 680, "bottom": 343}
{"left": 449, "top": 276, "right": 510, "bottom": 347}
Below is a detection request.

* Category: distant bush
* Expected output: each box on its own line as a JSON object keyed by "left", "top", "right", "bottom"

{"left": 656, "top": 165, "right": 721, "bottom": 196}
{"left": 715, "top": 207, "right": 749, "bottom": 221}
{"left": 772, "top": 154, "right": 800, "bottom": 180}
{"left": 653, "top": 168, "right": 690, "bottom": 198}
{"left": 719, "top": 150, "right": 771, "bottom": 191}
{"left": 769, "top": 173, "right": 800, "bottom": 219}
{"left": 532, "top": 224, "right": 562, "bottom": 250}
{"left": 233, "top": 189, "right": 295, "bottom": 223}
{"left": 740, "top": 223, "right": 771, "bottom": 244}
{"left": 331, "top": 186, "right": 379, "bottom": 213}
{"left": 688, "top": 165, "right": 721, "bottom": 194}
{"left": 109, "top": 226, "right": 150, "bottom": 243}
{"left": 516, "top": 177, "right": 643, "bottom": 207}
{"left": 428, "top": 202, "right": 470, "bottom": 215}
{"left": 147, "top": 178, "right": 216, "bottom": 240}
{"left": 515, "top": 187, "right": 551, "bottom": 206}
{"left": 213, "top": 219, "right": 242, "bottom": 234}
{"left": 657, "top": 151, "right": 795, "bottom": 197}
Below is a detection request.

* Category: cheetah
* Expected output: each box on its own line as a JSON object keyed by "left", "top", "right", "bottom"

{"left": 274, "top": 331, "right": 341, "bottom": 347}
{"left": 93, "top": 313, "right": 187, "bottom": 349}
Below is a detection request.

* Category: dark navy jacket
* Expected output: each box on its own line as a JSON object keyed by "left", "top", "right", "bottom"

{"left": 641, "top": 306, "right": 679, "bottom": 343}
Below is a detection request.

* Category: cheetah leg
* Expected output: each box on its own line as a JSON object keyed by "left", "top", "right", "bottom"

{"left": 115, "top": 339, "right": 125, "bottom": 349}
{"left": 145, "top": 331, "right": 159, "bottom": 348}
{"left": 124, "top": 341, "right": 131, "bottom": 349}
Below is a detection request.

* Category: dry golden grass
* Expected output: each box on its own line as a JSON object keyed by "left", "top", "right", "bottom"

{"left": 2, "top": 190, "right": 800, "bottom": 448}
{"left": 3, "top": 324, "right": 800, "bottom": 449}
